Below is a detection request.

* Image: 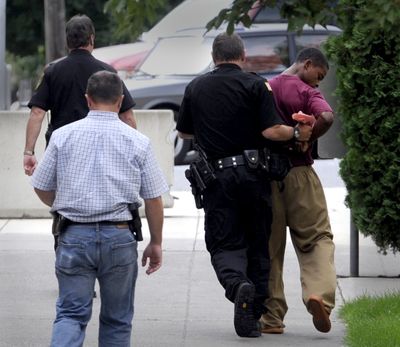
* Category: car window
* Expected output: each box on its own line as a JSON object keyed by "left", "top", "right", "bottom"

{"left": 139, "top": 36, "right": 214, "bottom": 76}
{"left": 251, "top": 3, "right": 286, "bottom": 23}
{"left": 142, "top": 0, "right": 234, "bottom": 42}
{"left": 242, "top": 36, "right": 289, "bottom": 74}
{"left": 294, "top": 34, "right": 329, "bottom": 52}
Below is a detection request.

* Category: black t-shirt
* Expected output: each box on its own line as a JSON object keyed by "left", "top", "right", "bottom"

{"left": 28, "top": 49, "right": 136, "bottom": 130}
{"left": 176, "top": 63, "right": 283, "bottom": 159}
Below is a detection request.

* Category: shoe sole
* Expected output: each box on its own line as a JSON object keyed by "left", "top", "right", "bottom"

{"left": 307, "top": 295, "right": 331, "bottom": 333}
{"left": 261, "top": 326, "right": 284, "bottom": 334}
{"left": 234, "top": 283, "right": 260, "bottom": 338}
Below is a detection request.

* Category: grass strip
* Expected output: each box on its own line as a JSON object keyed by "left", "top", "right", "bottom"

{"left": 340, "top": 292, "right": 400, "bottom": 347}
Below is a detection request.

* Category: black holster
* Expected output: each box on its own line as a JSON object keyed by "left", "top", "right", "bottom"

{"left": 51, "top": 211, "right": 71, "bottom": 251}
{"left": 185, "top": 145, "right": 217, "bottom": 209}
{"left": 262, "top": 148, "right": 292, "bottom": 181}
{"left": 243, "top": 149, "right": 260, "bottom": 170}
{"left": 128, "top": 207, "right": 143, "bottom": 241}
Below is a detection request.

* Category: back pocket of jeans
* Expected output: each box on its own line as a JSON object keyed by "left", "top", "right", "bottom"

{"left": 56, "top": 242, "right": 86, "bottom": 273}
{"left": 112, "top": 240, "right": 137, "bottom": 271}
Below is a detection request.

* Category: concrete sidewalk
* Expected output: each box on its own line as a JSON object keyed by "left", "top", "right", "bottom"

{"left": 0, "top": 186, "right": 399, "bottom": 346}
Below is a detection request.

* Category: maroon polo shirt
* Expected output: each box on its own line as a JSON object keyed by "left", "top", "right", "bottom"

{"left": 269, "top": 74, "right": 333, "bottom": 166}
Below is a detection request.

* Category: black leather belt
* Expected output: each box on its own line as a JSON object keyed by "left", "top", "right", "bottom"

{"left": 69, "top": 221, "right": 129, "bottom": 228}
{"left": 214, "top": 155, "right": 246, "bottom": 169}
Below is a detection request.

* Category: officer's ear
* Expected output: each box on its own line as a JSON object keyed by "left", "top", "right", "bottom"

{"left": 89, "top": 34, "right": 95, "bottom": 47}
{"left": 240, "top": 50, "right": 246, "bottom": 62}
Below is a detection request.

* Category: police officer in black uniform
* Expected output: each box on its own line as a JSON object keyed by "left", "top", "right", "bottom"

{"left": 23, "top": 14, "right": 136, "bottom": 176}
{"left": 177, "top": 32, "right": 311, "bottom": 338}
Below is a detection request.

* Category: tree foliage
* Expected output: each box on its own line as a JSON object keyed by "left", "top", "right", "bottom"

{"left": 6, "top": 0, "right": 183, "bottom": 56}
{"left": 208, "top": 0, "right": 400, "bottom": 253}
{"left": 6, "top": 0, "right": 45, "bottom": 56}
{"left": 324, "top": 0, "right": 400, "bottom": 253}
{"left": 5, "top": 0, "right": 182, "bottom": 99}
{"left": 206, "top": 0, "right": 338, "bottom": 34}
{"left": 104, "top": 0, "right": 183, "bottom": 42}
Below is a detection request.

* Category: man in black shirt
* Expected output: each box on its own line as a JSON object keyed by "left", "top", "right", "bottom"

{"left": 23, "top": 14, "right": 136, "bottom": 176}
{"left": 177, "top": 32, "right": 311, "bottom": 338}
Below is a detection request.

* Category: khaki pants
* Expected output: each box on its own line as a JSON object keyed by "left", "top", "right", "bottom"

{"left": 261, "top": 166, "right": 336, "bottom": 328}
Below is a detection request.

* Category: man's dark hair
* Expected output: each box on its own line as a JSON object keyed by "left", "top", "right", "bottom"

{"left": 66, "top": 14, "right": 95, "bottom": 50}
{"left": 86, "top": 71, "right": 123, "bottom": 104}
{"left": 296, "top": 47, "right": 329, "bottom": 70}
{"left": 212, "top": 32, "right": 245, "bottom": 63}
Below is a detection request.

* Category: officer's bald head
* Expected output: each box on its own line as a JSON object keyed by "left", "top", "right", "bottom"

{"left": 66, "top": 14, "right": 95, "bottom": 50}
{"left": 212, "top": 33, "right": 245, "bottom": 64}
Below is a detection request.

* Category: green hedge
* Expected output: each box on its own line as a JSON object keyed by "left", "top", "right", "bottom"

{"left": 325, "top": 0, "right": 400, "bottom": 253}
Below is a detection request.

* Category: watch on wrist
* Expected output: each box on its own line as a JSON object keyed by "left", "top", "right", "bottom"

{"left": 24, "top": 150, "right": 35, "bottom": 156}
{"left": 293, "top": 126, "right": 301, "bottom": 140}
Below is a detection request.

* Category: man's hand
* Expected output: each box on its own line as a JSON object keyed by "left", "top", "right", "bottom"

{"left": 295, "top": 141, "right": 310, "bottom": 153}
{"left": 24, "top": 154, "right": 38, "bottom": 176}
{"left": 141, "top": 242, "right": 162, "bottom": 275}
{"left": 296, "top": 123, "right": 313, "bottom": 142}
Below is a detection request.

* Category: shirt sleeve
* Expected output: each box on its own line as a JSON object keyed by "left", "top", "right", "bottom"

{"left": 306, "top": 88, "right": 333, "bottom": 117}
{"left": 139, "top": 143, "right": 169, "bottom": 200}
{"left": 176, "top": 84, "right": 194, "bottom": 135}
{"left": 120, "top": 82, "right": 136, "bottom": 112}
{"left": 28, "top": 69, "right": 51, "bottom": 111}
{"left": 31, "top": 136, "right": 58, "bottom": 191}
{"left": 256, "top": 78, "right": 285, "bottom": 130}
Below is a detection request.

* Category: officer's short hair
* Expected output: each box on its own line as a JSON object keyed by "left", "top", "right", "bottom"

{"left": 66, "top": 14, "right": 95, "bottom": 50}
{"left": 86, "top": 71, "right": 123, "bottom": 105}
{"left": 212, "top": 33, "right": 245, "bottom": 62}
{"left": 296, "top": 47, "right": 329, "bottom": 70}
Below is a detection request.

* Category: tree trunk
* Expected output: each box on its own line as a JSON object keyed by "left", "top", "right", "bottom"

{"left": 44, "top": 0, "right": 66, "bottom": 63}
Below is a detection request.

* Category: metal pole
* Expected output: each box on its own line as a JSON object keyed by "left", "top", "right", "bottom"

{"left": 0, "top": 0, "right": 7, "bottom": 110}
{"left": 350, "top": 211, "right": 359, "bottom": 277}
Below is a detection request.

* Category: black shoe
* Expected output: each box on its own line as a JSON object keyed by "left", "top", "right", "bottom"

{"left": 234, "top": 282, "right": 261, "bottom": 338}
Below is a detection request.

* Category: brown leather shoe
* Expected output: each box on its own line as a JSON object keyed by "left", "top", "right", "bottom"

{"left": 307, "top": 295, "right": 331, "bottom": 333}
{"left": 260, "top": 324, "right": 284, "bottom": 334}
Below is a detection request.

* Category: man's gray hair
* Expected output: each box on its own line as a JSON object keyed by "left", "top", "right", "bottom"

{"left": 212, "top": 32, "right": 245, "bottom": 63}
{"left": 86, "top": 71, "right": 123, "bottom": 104}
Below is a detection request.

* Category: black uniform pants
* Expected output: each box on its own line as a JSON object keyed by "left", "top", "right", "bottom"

{"left": 203, "top": 166, "right": 272, "bottom": 318}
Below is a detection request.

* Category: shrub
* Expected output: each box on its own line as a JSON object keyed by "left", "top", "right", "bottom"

{"left": 325, "top": 0, "right": 400, "bottom": 253}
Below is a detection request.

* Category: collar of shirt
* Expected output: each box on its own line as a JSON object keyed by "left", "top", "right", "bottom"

{"left": 87, "top": 110, "right": 119, "bottom": 120}
{"left": 214, "top": 63, "right": 242, "bottom": 71}
{"left": 69, "top": 48, "right": 91, "bottom": 57}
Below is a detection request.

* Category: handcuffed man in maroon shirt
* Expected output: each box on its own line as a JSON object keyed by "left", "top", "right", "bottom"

{"left": 260, "top": 47, "right": 336, "bottom": 335}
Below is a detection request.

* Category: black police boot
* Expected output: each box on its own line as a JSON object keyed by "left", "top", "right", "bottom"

{"left": 233, "top": 282, "right": 261, "bottom": 338}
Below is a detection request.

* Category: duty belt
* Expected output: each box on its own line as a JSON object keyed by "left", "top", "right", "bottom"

{"left": 213, "top": 155, "right": 246, "bottom": 169}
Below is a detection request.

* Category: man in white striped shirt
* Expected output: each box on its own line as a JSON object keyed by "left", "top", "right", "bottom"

{"left": 32, "top": 70, "right": 168, "bottom": 347}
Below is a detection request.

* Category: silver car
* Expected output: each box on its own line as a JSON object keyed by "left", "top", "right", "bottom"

{"left": 124, "top": 23, "right": 341, "bottom": 164}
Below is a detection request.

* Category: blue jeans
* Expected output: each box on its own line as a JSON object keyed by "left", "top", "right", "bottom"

{"left": 50, "top": 223, "right": 138, "bottom": 347}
